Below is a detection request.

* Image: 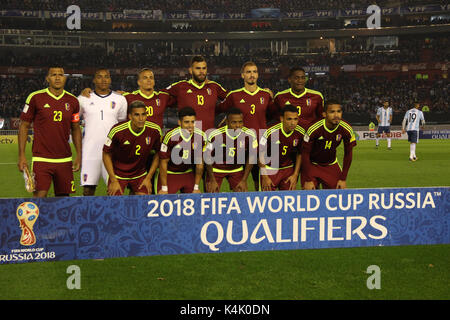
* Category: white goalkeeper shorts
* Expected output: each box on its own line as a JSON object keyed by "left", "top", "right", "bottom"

{"left": 80, "top": 158, "right": 108, "bottom": 186}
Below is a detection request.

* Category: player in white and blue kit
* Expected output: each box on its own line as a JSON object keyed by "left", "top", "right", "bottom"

{"left": 376, "top": 98, "right": 393, "bottom": 149}
{"left": 402, "top": 102, "right": 425, "bottom": 161}
{"left": 78, "top": 69, "right": 128, "bottom": 195}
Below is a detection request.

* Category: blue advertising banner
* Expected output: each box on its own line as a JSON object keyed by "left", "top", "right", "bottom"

{"left": 1, "top": 187, "right": 448, "bottom": 264}
{"left": 419, "top": 130, "right": 450, "bottom": 139}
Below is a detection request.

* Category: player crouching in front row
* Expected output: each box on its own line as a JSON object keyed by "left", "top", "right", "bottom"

{"left": 103, "top": 100, "right": 162, "bottom": 195}
{"left": 259, "top": 105, "right": 305, "bottom": 191}
{"left": 301, "top": 99, "right": 356, "bottom": 190}
{"left": 157, "top": 107, "right": 206, "bottom": 194}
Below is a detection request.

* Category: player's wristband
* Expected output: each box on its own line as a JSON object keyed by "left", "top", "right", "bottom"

{"left": 161, "top": 186, "right": 168, "bottom": 192}
{"left": 193, "top": 184, "right": 199, "bottom": 191}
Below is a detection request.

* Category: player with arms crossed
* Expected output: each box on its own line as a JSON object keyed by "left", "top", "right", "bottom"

{"left": 18, "top": 66, "right": 82, "bottom": 197}
{"left": 273, "top": 67, "right": 324, "bottom": 129}
{"left": 103, "top": 101, "right": 162, "bottom": 195}
{"left": 402, "top": 101, "right": 425, "bottom": 161}
{"left": 157, "top": 107, "right": 206, "bottom": 194}
{"left": 78, "top": 68, "right": 128, "bottom": 196}
{"left": 259, "top": 105, "right": 305, "bottom": 191}
{"left": 375, "top": 98, "right": 393, "bottom": 150}
{"left": 164, "top": 56, "right": 227, "bottom": 131}
{"left": 204, "top": 108, "right": 258, "bottom": 193}
{"left": 302, "top": 99, "right": 356, "bottom": 190}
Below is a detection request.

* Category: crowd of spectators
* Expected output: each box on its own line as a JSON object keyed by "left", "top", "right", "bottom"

{"left": 1, "top": 36, "right": 448, "bottom": 70}
{"left": 0, "top": 34, "right": 448, "bottom": 127}
{"left": 2, "top": 0, "right": 446, "bottom": 12}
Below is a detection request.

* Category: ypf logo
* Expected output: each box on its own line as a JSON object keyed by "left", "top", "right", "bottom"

{"left": 16, "top": 202, "right": 39, "bottom": 246}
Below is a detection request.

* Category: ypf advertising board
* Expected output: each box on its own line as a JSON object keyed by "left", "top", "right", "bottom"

{"left": 0, "top": 187, "right": 448, "bottom": 264}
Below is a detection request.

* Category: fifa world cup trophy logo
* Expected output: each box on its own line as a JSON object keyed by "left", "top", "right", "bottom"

{"left": 16, "top": 202, "right": 39, "bottom": 246}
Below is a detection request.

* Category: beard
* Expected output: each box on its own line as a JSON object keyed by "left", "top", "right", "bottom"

{"left": 192, "top": 73, "right": 206, "bottom": 83}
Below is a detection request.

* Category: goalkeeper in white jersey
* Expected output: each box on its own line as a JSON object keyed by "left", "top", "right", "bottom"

{"left": 78, "top": 68, "right": 128, "bottom": 195}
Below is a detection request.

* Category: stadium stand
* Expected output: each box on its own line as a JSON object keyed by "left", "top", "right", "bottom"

{"left": 0, "top": 1, "right": 449, "bottom": 128}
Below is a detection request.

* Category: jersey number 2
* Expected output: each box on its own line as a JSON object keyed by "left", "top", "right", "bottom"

{"left": 135, "top": 145, "right": 141, "bottom": 156}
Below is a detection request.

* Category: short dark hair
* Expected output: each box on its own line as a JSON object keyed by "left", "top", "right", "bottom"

{"left": 280, "top": 105, "right": 298, "bottom": 116}
{"left": 47, "top": 66, "right": 64, "bottom": 74}
{"left": 324, "top": 98, "right": 342, "bottom": 111}
{"left": 178, "top": 106, "right": 196, "bottom": 120}
{"left": 93, "top": 68, "right": 110, "bottom": 78}
{"left": 190, "top": 55, "right": 206, "bottom": 66}
{"left": 127, "top": 100, "right": 146, "bottom": 114}
{"left": 288, "top": 67, "right": 306, "bottom": 78}
{"left": 138, "top": 67, "right": 153, "bottom": 77}
{"left": 226, "top": 107, "right": 243, "bottom": 117}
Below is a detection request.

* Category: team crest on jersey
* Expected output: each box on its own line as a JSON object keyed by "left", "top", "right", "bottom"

{"left": 146, "top": 136, "right": 151, "bottom": 145}
{"left": 260, "top": 97, "right": 264, "bottom": 104}
{"left": 240, "top": 140, "right": 245, "bottom": 148}
{"left": 65, "top": 103, "right": 70, "bottom": 111}
{"left": 336, "top": 134, "right": 342, "bottom": 142}
{"left": 207, "top": 88, "right": 212, "bottom": 95}
{"left": 293, "top": 139, "right": 298, "bottom": 146}
{"left": 111, "top": 101, "right": 116, "bottom": 109}
{"left": 306, "top": 99, "right": 311, "bottom": 106}
{"left": 156, "top": 99, "right": 160, "bottom": 106}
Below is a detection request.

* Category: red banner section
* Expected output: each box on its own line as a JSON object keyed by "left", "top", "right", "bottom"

{"left": 0, "top": 62, "right": 447, "bottom": 77}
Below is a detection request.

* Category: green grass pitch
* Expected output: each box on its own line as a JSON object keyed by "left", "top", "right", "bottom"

{"left": 0, "top": 139, "right": 449, "bottom": 299}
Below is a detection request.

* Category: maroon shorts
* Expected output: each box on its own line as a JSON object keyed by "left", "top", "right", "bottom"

{"left": 156, "top": 171, "right": 195, "bottom": 194}
{"left": 262, "top": 166, "right": 295, "bottom": 191}
{"left": 108, "top": 175, "right": 149, "bottom": 195}
{"left": 301, "top": 162, "right": 342, "bottom": 189}
{"left": 206, "top": 170, "right": 245, "bottom": 191}
{"left": 32, "top": 160, "right": 75, "bottom": 195}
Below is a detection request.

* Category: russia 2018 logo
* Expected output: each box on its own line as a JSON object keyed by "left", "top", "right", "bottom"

{"left": 16, "top": 202, "right": 39, "bottom": 246}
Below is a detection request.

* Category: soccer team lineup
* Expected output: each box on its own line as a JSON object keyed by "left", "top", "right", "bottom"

{"left": 17, "top": 56, "right": 426, "bottom": 198}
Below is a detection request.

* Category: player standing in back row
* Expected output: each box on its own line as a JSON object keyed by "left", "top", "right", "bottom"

{"left": 273, "top": 67, "right": 324, "bottom": 129}
{"left": 402, "top": 101, "right": 425, "bottom": 162}
{"left": 217, "top": 61, "right": 275, "bottom": 190}
{"left": 18, "top": 66, "right": 82, "bottom": 197}
{"left": 78, "top": 68, "right": 128, "bottom": 196}
{"left": 164, "top": 56, "right": 228, "bottom": 132}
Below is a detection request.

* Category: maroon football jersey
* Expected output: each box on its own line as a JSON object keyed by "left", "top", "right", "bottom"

{"left": 163, "top": 80, "right": 227, "bottom": 131}
{"left": 260, "top": 122, "right": 305, "bottom": 169}
{"left": 159, "top": 127, "right": 206, "bottom": 173}
{"left": 218, "top": 87, "right": 272, "bottom": 138}
{"left": 206, "top": 125, "right": 258, "bottom": 172}
{"left": 123, "top": 90, "right": 174, "bottom": 128}
{"left": 274, "top": 88, "right": 324, "bottom": 128}
{"left": 103, "top": 120, "right": 162, "bottom": 179}
{"left": 302, "top": 119, "right": 356, "bottom": 166}
{"left": 20, "top": 88, "right": 80, "bottom": 159}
